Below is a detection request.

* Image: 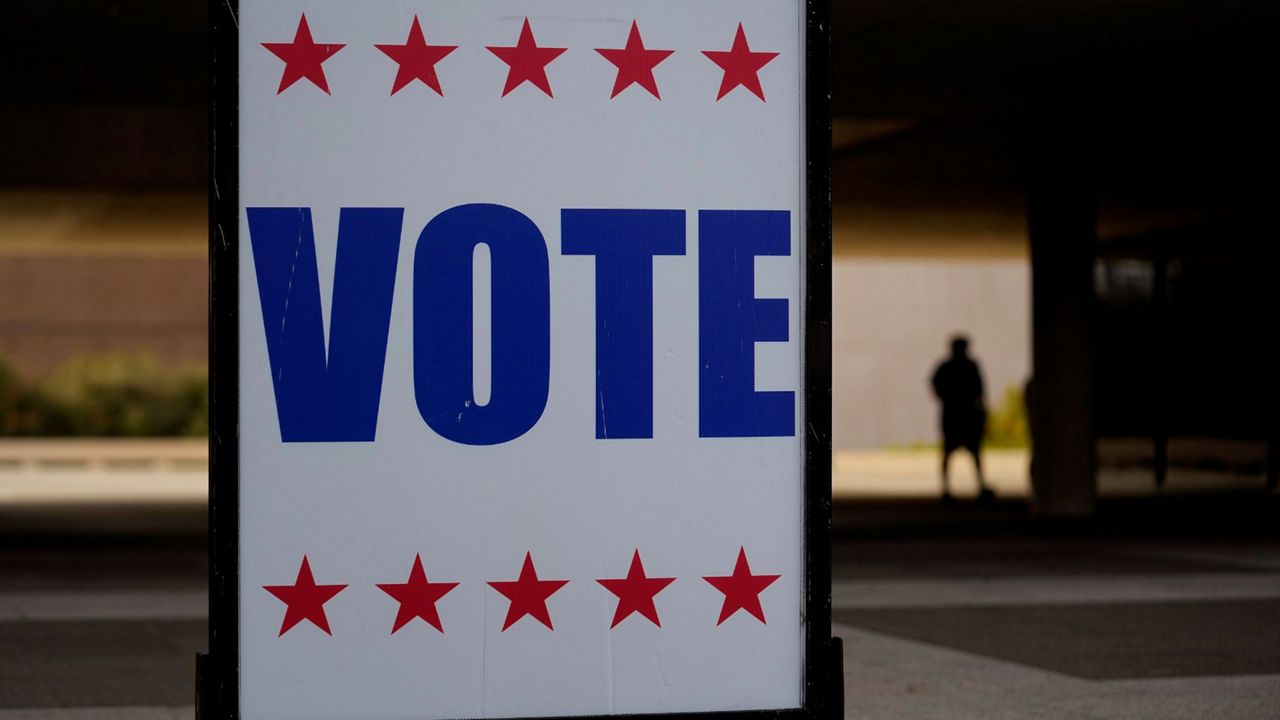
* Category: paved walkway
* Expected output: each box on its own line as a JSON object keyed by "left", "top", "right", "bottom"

{"left": 835, "top": 528, "right": 1280, "bottom": 718}
{"left": 838, "top": 623, "right": 1280, "bottom": 719}
{"left": 2, "top": 504, "right": 1278, "bottom": 718}
{"left": 2, "top": 447, "right": 1278, "bottom": 718}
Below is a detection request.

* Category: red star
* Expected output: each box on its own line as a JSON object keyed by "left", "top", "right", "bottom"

{"left": 703, "top": 547, "right": 780, "bottom": 625}
{"left": 486, "top": 18, "right": 567, "bottom": 97}
{"left": 263, "top": 556, "right": 347, "bottom": 636}
{"left": 375, "top": 16, "right": 458, "bottom": 96}
{"left": 595, "top": 21, "right": 674, "bottom": 99}
{"left": 261, "top": 14, "right": 345, "bottom": 95}
{"left": 702, "top": 24, "right": 779, "bottom": 101}
{"left": 376, "top": 554, "right": 460, "bottom": 634}
{"left": 596, "top": 550, "right": 676, "bottom": 628}
{"left": 487, "top": 552, "right": 569, "bottom": 631}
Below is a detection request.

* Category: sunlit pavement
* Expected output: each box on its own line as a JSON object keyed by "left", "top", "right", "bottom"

{"left": 835, "top": 447, "right": 1276, "bottom": 500}
{"left": 0, "top": 440, "right": 206, "bottom": 506}
{"left": 835, "top": 448, "right": 1032, "bottom": 498}
{"left": 3, "top": 441, "right": 1270, "bottom": 505}
{"left": 1, "top": 454, "right": 1279, "bottom": 718}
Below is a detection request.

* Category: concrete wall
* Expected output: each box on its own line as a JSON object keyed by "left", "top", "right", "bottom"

{"left": 833, "top": 257, "right": 1029, "bottom": 449}
{"left": 0, "top": 253, "right": 206, "bottom": 377}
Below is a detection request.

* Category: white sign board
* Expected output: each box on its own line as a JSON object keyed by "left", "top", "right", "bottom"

{"left": 211, "top": 2, "right": 831, "bottom": 719}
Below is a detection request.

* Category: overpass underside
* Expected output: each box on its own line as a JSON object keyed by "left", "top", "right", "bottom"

{"left": 831, "top": 0, "right": 1278, "bottom": 514}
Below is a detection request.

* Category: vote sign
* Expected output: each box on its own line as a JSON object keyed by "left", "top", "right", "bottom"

{"left": 208, "top": 2, "right": 834, "bottom": 719}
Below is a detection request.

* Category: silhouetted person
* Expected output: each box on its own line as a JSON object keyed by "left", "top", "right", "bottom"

{"left": 930, "top": 335, "right": 994, "bottom": 504}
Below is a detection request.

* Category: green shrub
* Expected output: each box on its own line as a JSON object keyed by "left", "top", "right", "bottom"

{"left": 0, "top": 361, "right": 63, "bottom": 435}
{"left": 0, "top": 354, "right": 207, "bottom": 437}
{"left": 985, "top": 383, "right": 1028, "bottom": 448}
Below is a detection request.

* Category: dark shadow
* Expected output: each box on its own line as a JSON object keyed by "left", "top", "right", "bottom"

{"left": 930, "top": 334, "right": 994, "bottom": 503}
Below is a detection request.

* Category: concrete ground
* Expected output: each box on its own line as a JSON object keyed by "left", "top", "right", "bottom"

{"left": 1, "top": 454, "right": 1279, "bottom": 718}
{"left": 834, "top": 496, "right": 1280, "bottom": 719}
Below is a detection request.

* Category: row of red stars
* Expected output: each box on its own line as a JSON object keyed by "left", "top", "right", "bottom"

{"left": 264, "top": 547, "right": 780, "bottom": 636}
{"left": 263, "top": 15, "right": 780, "bottom": 101}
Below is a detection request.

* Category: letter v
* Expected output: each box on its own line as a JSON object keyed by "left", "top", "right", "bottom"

{"left": 247, "top": 207, "right": 403, "bottom": 442}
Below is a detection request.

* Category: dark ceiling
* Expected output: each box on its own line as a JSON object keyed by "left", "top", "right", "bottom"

{"left": 1, "top": 0, "right": 1275, "bottom": 224}
{"left": 830, "top": 0, "right": 1278, "bottom": 117}
{"left": 829, "top": 0, "right": 1278, "bottom": 233}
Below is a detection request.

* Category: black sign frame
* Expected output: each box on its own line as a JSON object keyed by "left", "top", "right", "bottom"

{"left": 202, "top": 1, "right": 836, "bottom": 717}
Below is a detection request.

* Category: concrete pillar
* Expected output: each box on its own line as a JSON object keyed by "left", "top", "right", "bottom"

{"left": 1027, "top": 115, "right": 1097, "bottom": 516}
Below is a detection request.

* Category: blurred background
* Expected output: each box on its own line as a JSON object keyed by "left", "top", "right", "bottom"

{"left": 1, "top": 1, "right": 1277, "bottom": 718}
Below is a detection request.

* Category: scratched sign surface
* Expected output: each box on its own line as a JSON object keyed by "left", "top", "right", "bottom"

{"left": 238, "top": 1, "right": 806, "bottom": 717}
